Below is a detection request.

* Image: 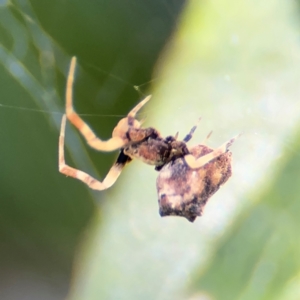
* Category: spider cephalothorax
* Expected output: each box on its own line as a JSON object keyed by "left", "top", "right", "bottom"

{"left": 59, "top": 57, "right": 238, "bottom": 222}
{"left": 123, "top": 131, "right": 190, "bottom": 169}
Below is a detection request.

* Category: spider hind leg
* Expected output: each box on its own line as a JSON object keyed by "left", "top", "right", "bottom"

{"left": 184, "top": 134, "right": 240, "bottom": 169}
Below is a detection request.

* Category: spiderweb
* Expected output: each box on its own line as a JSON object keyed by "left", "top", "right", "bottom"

{"left": 2, "top": 0, "right": 300, "bottom": 300}
{"left": 0, "top": 1, "right": 185, "bottom": 299}
{"left": 0, "top": 1, "right": 101, "bottom": 177}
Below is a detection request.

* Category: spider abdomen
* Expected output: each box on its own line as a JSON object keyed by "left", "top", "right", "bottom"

{"left": 156, "top": 145, "right": 232, "bottom": 222}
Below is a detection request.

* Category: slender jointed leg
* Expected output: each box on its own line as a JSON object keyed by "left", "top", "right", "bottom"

{"left": 127, "top": 95, "right": 151, "bottom": 118}
{"left": 59, "top": 115, "right": 131, "bottom": 190}
{"left": 65, "top": 56, "right": 150, "bottom": 152}
{"left": 183, "top": 118, "right": 201, "bottom": 142}
{"left": 184, "top": 134, "right": 240, "bottom": 169}
{"left": 201, "top": 131, "right": 213, "bottom": 145}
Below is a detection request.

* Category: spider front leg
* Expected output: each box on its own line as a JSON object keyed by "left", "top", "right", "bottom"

{"left": 65, "top": 56, "right": 151, "bottom": 152}
{"left": 59, "top": 115, "right": 131, "bottom": 190}
{"left": 183, "top": 118, "right": 201, "bottom": 142}
{"left": 184, "top": 134, "right": 240, "bottom": 169}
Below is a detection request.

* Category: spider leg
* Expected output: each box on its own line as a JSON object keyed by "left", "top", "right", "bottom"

{"left": 65, "top": 56, "right": 129, "bottom": 152}
{"left": 201, "top": 130, "right": 213, "bottom": 145}
{"left": 184, "top": 134, "right": 240, "bottom": 169}
{"left": 59, "top": 115, "right": 131, "bottom": 190}
{"left": 183, "top": 118, "right": 201, "bottom": 142}
{"left": 128, "top": 95, "right": 151, "bottom": 118}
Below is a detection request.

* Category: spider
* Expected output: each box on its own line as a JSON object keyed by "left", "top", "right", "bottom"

{"left": 59, "top": 57, "right": 239, "bottom": 222}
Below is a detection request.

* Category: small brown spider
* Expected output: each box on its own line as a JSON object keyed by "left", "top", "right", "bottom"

{"left": 59, "top": 57, "right": 238, "bottom": 222}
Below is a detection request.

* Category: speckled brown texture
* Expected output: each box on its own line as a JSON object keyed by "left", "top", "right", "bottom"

{"left": 156, "top": 145, "right": 232, "bottom": 222}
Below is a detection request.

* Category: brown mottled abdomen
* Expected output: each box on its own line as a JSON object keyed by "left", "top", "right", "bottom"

{"left": 156, "top": 145, "right": 232, "bottom": 222}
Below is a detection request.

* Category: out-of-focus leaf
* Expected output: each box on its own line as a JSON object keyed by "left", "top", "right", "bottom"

{"left": 68, "top": 0, "right": 300, "bottom": 299}
{"left": 190, "top": 127, "right": 300, "bottom": 300}
{"left": 0, "top": 0, "right": 185, "bottom": 298}
{"left": 1, "top": 0, "right": 300, "bottom": 299}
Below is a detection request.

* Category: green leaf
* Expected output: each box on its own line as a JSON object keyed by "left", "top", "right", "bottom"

{"left": 68, "top": 0, "right": 300, "bottom": 299}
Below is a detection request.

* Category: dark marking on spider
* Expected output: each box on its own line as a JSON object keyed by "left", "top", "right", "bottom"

{"left": 115, "top": 150, "right": 132, "bottom": 167}
{"left": 59, "top": 57, "right": 239, "bottom": 222}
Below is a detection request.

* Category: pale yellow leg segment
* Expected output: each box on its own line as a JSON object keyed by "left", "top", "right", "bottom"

{"left": 127, "top": 95, "right": 151, "bottom": 118}
{"left": 59, "top": 115, "right": 124, "bottom": 190}
{"left": 185, "top": 134, "right": 240, "bottom": 169}
{"left": 65, "top": 57, "right": 126, "bottom": 152}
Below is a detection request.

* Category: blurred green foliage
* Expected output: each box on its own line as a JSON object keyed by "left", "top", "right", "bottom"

{"left": 191, "top": 127, "right": 300, "bottom": 300}
{"left": 1, "top": 0, "right": 300, "bottom": 299}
